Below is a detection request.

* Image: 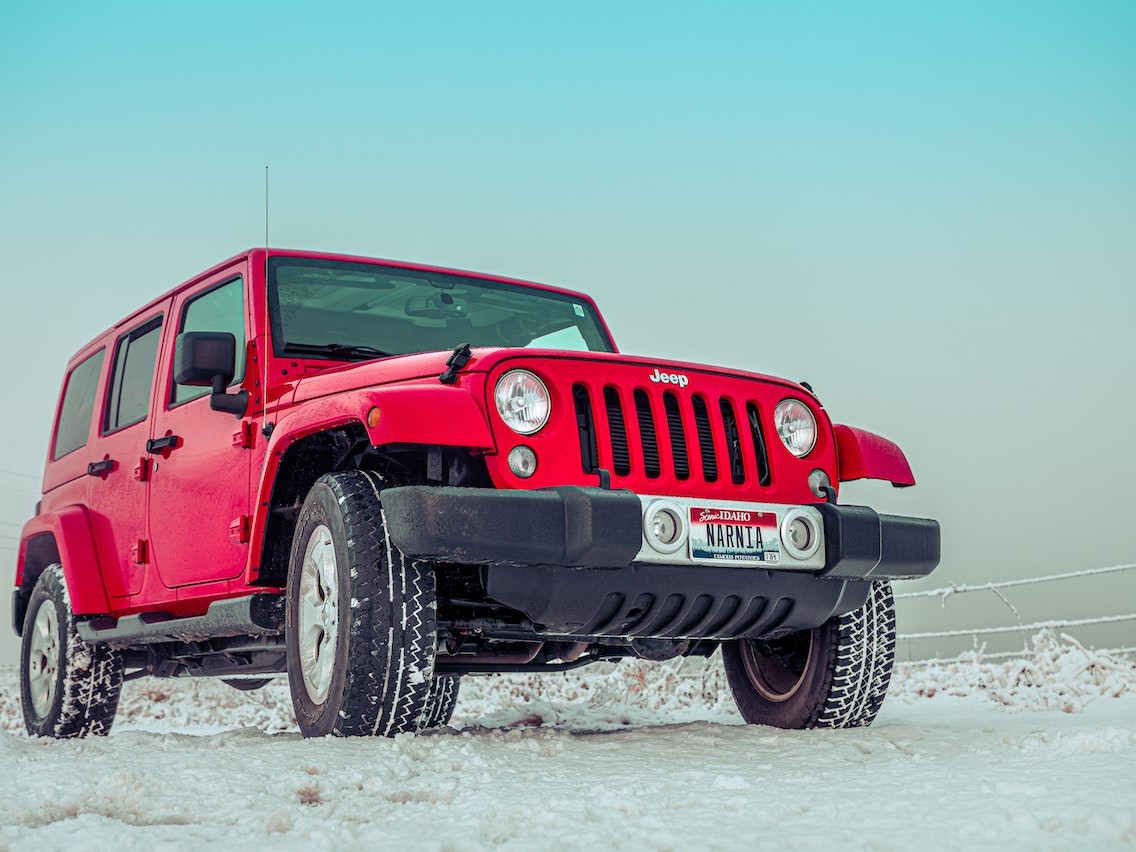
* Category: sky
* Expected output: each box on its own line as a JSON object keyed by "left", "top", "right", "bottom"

{"left": 1, "top": 1, "right": 1133, "bottom": 665}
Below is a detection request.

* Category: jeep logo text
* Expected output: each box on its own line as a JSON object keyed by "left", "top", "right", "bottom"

{"left": 648, "top": 368, "right": 688, "bottom": 388}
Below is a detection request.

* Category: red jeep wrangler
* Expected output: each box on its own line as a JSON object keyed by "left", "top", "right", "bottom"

{"left": 13, "top": 249, "right": 939, "bottom": 738}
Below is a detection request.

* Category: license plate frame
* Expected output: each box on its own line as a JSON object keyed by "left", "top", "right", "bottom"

{"left": 688, "top": 506, "right": 781, "bottom": 566}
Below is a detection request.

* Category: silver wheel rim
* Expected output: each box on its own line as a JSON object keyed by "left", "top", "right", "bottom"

{"left": 28, "top": 601, "right": 60, "bottom": 717}
{"left": 298, "top": 523, "right": 340, "bottom": 705}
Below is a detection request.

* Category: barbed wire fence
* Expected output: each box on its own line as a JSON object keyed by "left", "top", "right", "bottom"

{"left": 0, "top": 469, "right": 38, "bottom": 568}
{"left": 895, "top": 562, "right": 1136, "bottom": 664}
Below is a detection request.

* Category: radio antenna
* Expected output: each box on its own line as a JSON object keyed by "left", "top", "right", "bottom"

{"left": 261, "top": 165, "right": 272, "bottom": 436}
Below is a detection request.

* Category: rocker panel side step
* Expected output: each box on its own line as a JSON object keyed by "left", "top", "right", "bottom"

{"left": 76, "top": 594, "right": 284, "bottom": 647}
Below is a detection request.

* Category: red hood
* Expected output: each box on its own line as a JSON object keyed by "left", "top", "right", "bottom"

{"left": 290, "top": 347, "right": 815, "bottom": 404}
{"left": 290, "top": 350, "right": 466, "bottom": 402}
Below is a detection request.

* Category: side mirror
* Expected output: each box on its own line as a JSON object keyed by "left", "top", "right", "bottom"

{"left": 173, "top": 332, "right": 248, "bottom": 417}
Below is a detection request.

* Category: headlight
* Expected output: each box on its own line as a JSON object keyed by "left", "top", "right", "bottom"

{"left": 774, "top": 399, "right": 817, "bottom": 457}
{"left": 494, "top": 370, "right": 551, "bottom": 435}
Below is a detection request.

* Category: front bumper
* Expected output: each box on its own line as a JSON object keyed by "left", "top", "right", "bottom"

{"left": 381, "top": 485, "right": 940, "bottom": 639}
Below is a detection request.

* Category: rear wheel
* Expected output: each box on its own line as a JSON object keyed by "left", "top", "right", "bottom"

{"left": 20, "top": 565, "right": 124, "bottom": 738}
{"left": 722, "top": 581, "right": 896, "bottom": 729}
{"left": 221, "top": 678, "right": 275, "bottom": 691}
{"left": 285, "top": 470, "right": 438, "bottom": 737}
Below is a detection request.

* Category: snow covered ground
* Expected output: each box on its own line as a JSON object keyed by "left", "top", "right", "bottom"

{"left": 1, "top": 631, "right": 1133, "bottom": 851}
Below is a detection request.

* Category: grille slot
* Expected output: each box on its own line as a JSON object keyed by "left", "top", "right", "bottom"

{"left": 573, "top": 384, "right": 599, "bottom": 474}
{"left": 603, "top": 387, "right": 631, "bottom": 476}
{"left": 662, "top": 392, "right": 689, "bottom": 480}
{"left": 692, "top": 395, "right": 718, "bottom": 482}
{"left": 720, "top": 399, "right": 746, "bottom": 484}
{"left": 746, "top": 402, "right": 772, "bottom": 486}
{"left": 634, "top": 389, "right": 661, "bottom": 478}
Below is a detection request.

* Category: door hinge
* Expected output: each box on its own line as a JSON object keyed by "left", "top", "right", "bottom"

{"left": 131, "top": 539, "right": 149, "bottom": 564}
{"left": 133, "top": 457, "right": 151, "bottom": 482}
{"left": 232, "top": 420, "right": 257, "bottom": 449}
{"left": 229, "top": 515, "right": 251, "bottom": 543}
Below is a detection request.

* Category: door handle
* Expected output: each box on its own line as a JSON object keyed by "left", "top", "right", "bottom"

{"left": 146, "top": 435, "right": 181, "bottom": 454}
{"left": 87, "top": 459, "right": 117, "bottom": 477}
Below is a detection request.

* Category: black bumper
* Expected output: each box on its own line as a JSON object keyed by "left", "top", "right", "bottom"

{"left": 382, "top": 485, "right": 939, "bottom": 578}
{"left": 381, "top": 485, "right": 940, "bottom": 640}
{"left": 382, "top": 485, "right": 645, "bottom": 568}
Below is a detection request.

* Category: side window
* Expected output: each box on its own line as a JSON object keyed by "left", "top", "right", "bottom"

{"left": 104, "top": 316, "right": 162, "bottom": 433}
{"left": 52, "top": 349, "right": 106, "bottom": 460}
{"left": 172, "top": 277, "right": 246, "bottom": 405}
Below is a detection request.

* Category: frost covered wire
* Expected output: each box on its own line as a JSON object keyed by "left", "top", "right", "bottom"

{"left": 900, "top": 612, "right": 1136, "bottom": 641}
{"left": 895, "top": 563, "right": 1136, "bottom": 654}
{"left": 902, "top": 642, "right": 1136, "bottom": 666}
{"left": 895, "top": 563, "right": 1136, "bottom": 600}
{"left": 0, "top": 481, "right": 37, "bottom": 494}
{"left": 0, "top": 467, "right": 38, "bottom": 480}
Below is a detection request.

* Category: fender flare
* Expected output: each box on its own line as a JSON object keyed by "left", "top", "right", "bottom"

{"left": 833, "top": 425, "right": 916, "bottom": 487}
{"left": 15, "top": 505, "right": 111, "bottom": 625}
{"left": 360, "top": 384, "right": 495, "bottom": 450}
{"left": 256, "top": 385, "right": 496, "bottom": 502}
{"left": 246, "top": 385, "right": 496, "bottom": 583}
{"left": 263, "top": 385, "right": 496, "bottom": 460}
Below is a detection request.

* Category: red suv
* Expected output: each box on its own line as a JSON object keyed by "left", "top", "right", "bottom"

{"left": 12, "top": 249, "right": 939, "bottom": 738}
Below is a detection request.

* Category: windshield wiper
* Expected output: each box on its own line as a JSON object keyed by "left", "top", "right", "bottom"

{"left": 282, "top": 342, "right": 391, "bottom": 361}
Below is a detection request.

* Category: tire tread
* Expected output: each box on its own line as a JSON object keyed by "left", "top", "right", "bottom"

{"left": 288, "top": 470, "right": 437, "bottom": 737}
{"left": 21, "top": 565, "right": 123, "bottom": 738}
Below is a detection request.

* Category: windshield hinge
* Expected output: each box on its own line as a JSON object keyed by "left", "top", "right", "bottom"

{"left": 439, "top": 343, "right": 473, "bottom": 385}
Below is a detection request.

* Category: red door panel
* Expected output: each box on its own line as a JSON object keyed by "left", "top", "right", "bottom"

{"left": 146, "top": 268, "right": 253, "bottom": 589}
{"left": 87, "top": 309, "right": 169, "bottom": 599}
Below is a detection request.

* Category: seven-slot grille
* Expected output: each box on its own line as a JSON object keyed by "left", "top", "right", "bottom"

{"left": 573, "top": 383, "right": 772, "bottom": 488}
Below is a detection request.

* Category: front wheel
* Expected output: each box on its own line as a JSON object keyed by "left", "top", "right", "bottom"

{"left": 285, "top": 470, "right": 438, "bottom": 738}
{"left": 421, "top": 676, "right": 460, "bottom": 729}
{"left": 20, "top": 565, "right": 124, "bottom": 738}
{"left": 722, "top": 581, "right": 896, "bottom": 729}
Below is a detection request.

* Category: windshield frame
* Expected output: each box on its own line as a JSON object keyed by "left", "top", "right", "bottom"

{"left": 266, "top": 256, "right": 616, "bottom": 360}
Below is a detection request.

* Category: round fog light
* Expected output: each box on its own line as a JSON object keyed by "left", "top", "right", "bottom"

{"left": 507, "top": 446, "right": 538, "bottom": 478}
{"left": 652, "top": 510, "right": 680, "bottom": 545}
{"left": 643, "top": 501, "right": 686, "bottom": 554}
{"left": 808, "top": 469, "right": 831, "bottom": 499}
{"left": 780, "top": 509, "right": 822, "bottom": 560}
{"left": 788, "top": 518, "right": 812, "bottom": 550}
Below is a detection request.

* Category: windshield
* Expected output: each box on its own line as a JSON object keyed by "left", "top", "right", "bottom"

{"left": 267, "top": 257, "right": 614, "bottom": 360}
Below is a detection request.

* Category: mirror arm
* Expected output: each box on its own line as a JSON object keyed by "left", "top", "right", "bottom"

{"left": 209, "top": 373, "right": 249, "bottom": 418}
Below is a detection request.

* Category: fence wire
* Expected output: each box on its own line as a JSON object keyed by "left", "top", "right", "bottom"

{"left": 896, "top": 561, "right": 1135, "bottom": 658}
{"left": 900, "top": 612, "right": 1136, "bottom": 642}
{"left": 896, "top": 563, "right": 1136, "bottom": 601}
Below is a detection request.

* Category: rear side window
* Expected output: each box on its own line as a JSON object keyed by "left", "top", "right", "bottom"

{"left": 52, "top": 349, "right": 106, "bottom": 460}
{"left": 172, "top": 277, "right": 246, "bottom": 406}
{"left": 104, "top": 316, "right": 162, "bottom": 433}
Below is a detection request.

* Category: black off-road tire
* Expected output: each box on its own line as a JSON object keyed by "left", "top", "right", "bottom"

{"left": 421, "top": 676, "right": 461, "bottom": 729}
{"left": 20, "top": 565, "right": 124, "bottom": 738}
{"left": 285, "top": 470, "right": 438, "bottom": 738}
{"left": 722, "top": 581, "right": 896, "bottom": 729}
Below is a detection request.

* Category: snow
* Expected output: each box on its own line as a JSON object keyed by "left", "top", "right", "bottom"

{"left": 1, "top": 632, "right": 1133, "bottom": 850}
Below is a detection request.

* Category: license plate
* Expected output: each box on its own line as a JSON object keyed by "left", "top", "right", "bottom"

{"left": 688, "top": 507, "right": 780, "bottom": 565}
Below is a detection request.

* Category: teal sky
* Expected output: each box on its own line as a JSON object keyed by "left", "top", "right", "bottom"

{"left": 1, "top": 2, "right": 1134, "bottom": 661}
